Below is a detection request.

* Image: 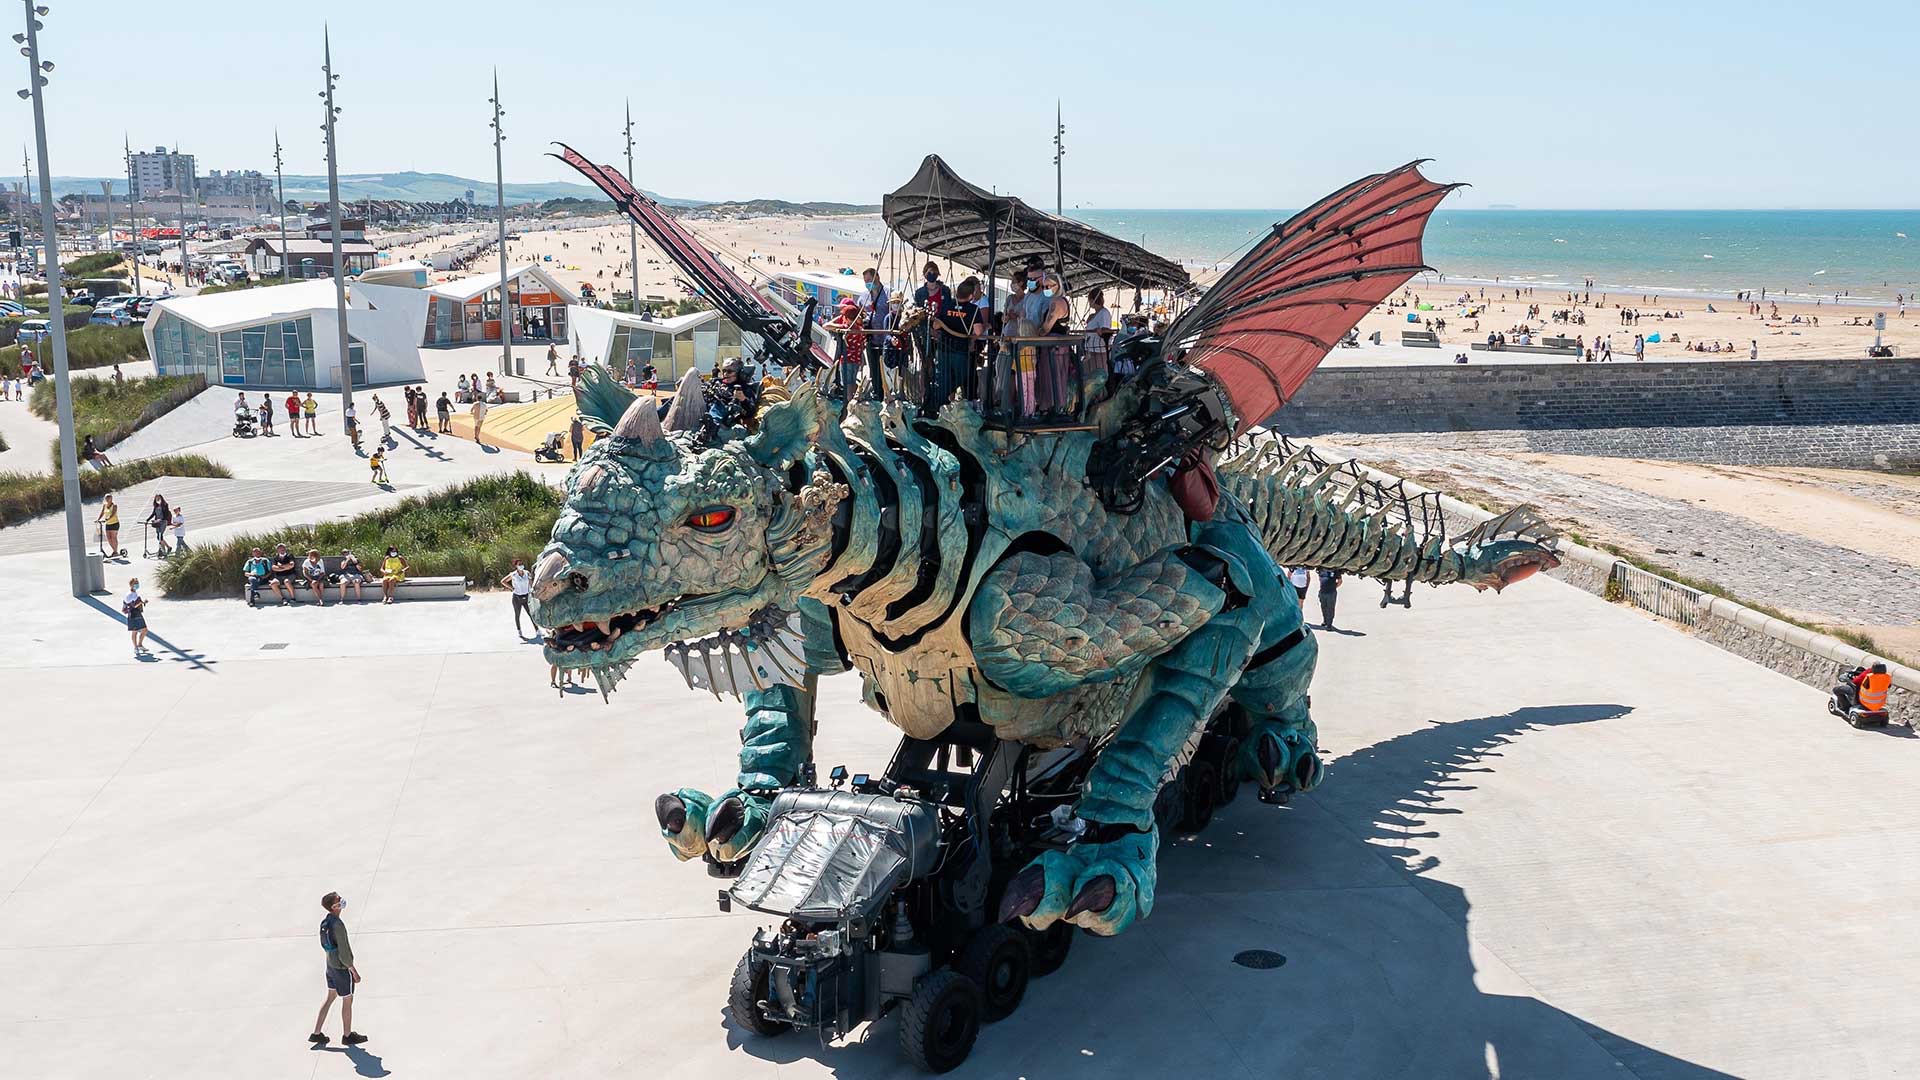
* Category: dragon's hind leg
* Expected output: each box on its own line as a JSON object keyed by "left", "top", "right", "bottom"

{"left": 1230, "top": 614, "right": 1324, "bottom": 799}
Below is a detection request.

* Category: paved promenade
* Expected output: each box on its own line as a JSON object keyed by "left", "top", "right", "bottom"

{"left": 2, "top": 572, "right": 1913, "bottom": 1079}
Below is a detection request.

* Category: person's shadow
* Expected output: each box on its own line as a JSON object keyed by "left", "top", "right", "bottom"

{"left": 313, "top": 1044, "right": 389, "bottom": 1077}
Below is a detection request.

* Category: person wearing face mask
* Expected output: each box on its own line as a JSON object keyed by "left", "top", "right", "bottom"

{"left": 914, "top": 261, "right": 968, "bottom": 407}
{"left": 858, "top": 268, "right": 891, "bottom": 401}
{"left": 1019, "top": 269, "right": 1061, "bottom": 417}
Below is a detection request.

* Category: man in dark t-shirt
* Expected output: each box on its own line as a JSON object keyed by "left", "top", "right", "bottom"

{"left": 311, "top": 891, "right": 367, "bottom": 1047}
{"left": 267, "top": 544, "right": 299, "bottom": 606}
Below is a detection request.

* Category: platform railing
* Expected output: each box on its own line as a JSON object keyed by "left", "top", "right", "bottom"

{"left": 1609, "top": 561, "right": 1705, "bottom": 626}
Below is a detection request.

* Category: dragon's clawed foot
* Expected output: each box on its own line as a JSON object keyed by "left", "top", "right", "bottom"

{"left": 997, "top": 828, "right": 1159, "bottom": 937}
{"left": 654, "top": 788, "right": 771, "bottom": 863}
{"left": 1239, "top": 719, "right": 1323, "bottom": 798}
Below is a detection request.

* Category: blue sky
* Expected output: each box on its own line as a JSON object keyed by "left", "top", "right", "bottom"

{"left": 2, "top": 0, "right": 1913, "bottom": 209}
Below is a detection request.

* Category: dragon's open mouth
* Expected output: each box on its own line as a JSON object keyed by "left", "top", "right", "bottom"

{"left": 541, "top": 591, "right": 718, "bottom": 654}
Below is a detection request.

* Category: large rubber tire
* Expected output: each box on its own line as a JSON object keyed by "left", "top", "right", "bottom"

{"left": 1024, "top": 921, "right": 1074, "bottom": 977}
{"left": 1178, "top": 759, "right": 1219, "bottom": 832}
{"left": 898, "top": 968, "right": 982, "bottom": 1074}
{"left": 728, "top": 948, "right": 790, "bottom": 1038}
{"left": 1216, "top": 736, "right": 1243, "bottom": 806}
{"left": 956, "top": 924, "right": 1031, "bottom": 1022}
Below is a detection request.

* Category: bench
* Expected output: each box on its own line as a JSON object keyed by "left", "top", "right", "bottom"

{"left": 1542, "top": 336, "right": 1580, "bottom": 349}
{"left": 242, "top": 555, "right": 469, "bottom": 604}
{"left": 1400, "top": 330, "right": 1441, "bottom": 348}
{"left": 1469, "top": 342, "right": 1582, "bottom": 356}
{"left": 455, "top": 390, "right": 523, "bottom": 405}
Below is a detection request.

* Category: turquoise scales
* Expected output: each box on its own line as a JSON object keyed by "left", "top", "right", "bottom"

{"left": 529, "top": 368, "right": 1560, "bottom": 937}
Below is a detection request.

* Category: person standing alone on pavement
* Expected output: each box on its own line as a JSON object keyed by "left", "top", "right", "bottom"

{"left": 469, "top": 396, "right": 489, "bottom": 447}
{"left": 436, "top": 391, "right": 452, "bottom": 434}
{"left": 1317, "top": 569, "right": 1343, "bottom": 630}
{"left": 569, "top": 413, "right": 585, "bottom": 461}
{"left": 502, "top": 557, "right": 534, "bottom": 638}
{"left": 311, "top": 892, "right": 367, "bottom": 1047}
{"left": 1287, "top": 565, "right": 1310, "bottom": 601}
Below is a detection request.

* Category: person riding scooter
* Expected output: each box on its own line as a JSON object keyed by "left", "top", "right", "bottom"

{"left": 1832, "top": 662, "right": 1892, "bottom": 723}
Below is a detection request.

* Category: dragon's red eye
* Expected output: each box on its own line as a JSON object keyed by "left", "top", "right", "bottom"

{"left": 688, "top": 507, "right": 735, "bottom": 532}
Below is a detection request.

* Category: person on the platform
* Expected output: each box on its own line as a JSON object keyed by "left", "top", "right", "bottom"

{"left": 827, "top": 298, "right": 866, "bottom": 400}
{"left": 858, "top": 268, "right": 891, "bottom": 401}
{"left": 1834, "top": 662, "right": 1892, "bottom": 716}
{"left": 1317, "top": 569, "right": 1343, "bottom": 630}
{"left": 311, "top": 891, "right": 367, "bottom": 1048}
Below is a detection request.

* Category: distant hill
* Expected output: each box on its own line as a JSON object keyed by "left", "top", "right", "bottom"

{"left": 696, "top": 198, "right": 878, "bottom": 217}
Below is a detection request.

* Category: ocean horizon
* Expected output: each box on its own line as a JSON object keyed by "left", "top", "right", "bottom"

{"left": 1072, "top": 208, "right": 1920, "bottom": 305}
{"left": 806, "top": 207, "right": 1920, "bottom": 306}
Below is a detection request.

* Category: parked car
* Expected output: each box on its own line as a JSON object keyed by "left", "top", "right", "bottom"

{"left": 17, "top": 318, "right": 52, "bottom": 343}
{"left": 89, "top": 298, "right": 134, "bottom": 326}
{"left": 0, "top": 299, "right": 25, "bottom": 317}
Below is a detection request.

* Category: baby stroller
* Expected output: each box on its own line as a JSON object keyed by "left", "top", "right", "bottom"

{"left": 232, "top": 410, "right": 258, "bottom": 438}
{"left": 533, "top": 431, "right": 566, "bottom": 463}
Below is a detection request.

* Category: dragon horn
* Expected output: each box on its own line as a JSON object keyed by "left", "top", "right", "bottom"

{"left": 613, "top": 396, "right": 664, "bottom": 443}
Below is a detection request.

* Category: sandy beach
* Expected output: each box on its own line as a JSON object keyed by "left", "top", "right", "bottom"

{"left": 365, "top": 213, "right": 1919, "bottom": 362}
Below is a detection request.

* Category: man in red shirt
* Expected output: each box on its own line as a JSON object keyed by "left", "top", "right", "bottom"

{"left": 285, "top": 392, "right": 303, "bottom": 438}
{"left": 827, "top": 297, "right": 866, "bottom": 401}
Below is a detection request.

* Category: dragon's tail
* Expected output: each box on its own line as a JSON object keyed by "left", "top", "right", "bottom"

{"left": 1215, "top": 434, "right": 1560, "bottom": 592}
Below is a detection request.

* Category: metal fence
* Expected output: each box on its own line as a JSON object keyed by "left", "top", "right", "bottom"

{"left": 1609, "top": 562, "right": 1706, "bottom": 627}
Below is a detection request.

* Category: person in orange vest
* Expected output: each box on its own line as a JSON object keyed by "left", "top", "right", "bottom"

{"left": 1836, "top": 662, "right": 1892, "bottom": 715}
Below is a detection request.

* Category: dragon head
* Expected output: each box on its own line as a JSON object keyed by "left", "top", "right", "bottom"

{"left": 529, "top": 372, "right": 844, "bottom": 682}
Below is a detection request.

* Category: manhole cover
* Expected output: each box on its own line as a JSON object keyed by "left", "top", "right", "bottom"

{"left": 259, "top": 642, "right": 289, "bottom": 651}
{"left": 1232, "top": 949, "right": 1286, "bottom": 970}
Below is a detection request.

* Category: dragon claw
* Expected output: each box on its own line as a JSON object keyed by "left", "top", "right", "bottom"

{"left": 655, "top": 793, "right": 688, "bottom": 835}
{"left": 706, "top": 796, "right": 746, "bottom": 847}
{"left": 1009, "top": 829, "right": 1158, "bottom": 937}
{"left": 1065, "top": 875, "right": 1116, "bottom": 919}
{"left": 998, "top": 865, "right": 1046, "bottom": 924}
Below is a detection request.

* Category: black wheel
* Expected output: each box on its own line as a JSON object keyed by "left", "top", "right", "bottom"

{"left": 1152, "top": 778, "right": 1181, "bottom": 830}
{"left": 1217, "top": 736, "right": 1243, "bottom": 805}
{"left": 728, "top": 948, "right": 789, "bottom": 1038}
{"left": 956, "top": 924, "right": 1031, "bottom": 1022}
{"left": 1178, "top": 760, "right": 1218, "bottom": 832}
{"left": 1023, "top": 921, "right": 1074, "bottom": 977}
{"left": 898, "top": 968, "right": 981, "bottom": 1074}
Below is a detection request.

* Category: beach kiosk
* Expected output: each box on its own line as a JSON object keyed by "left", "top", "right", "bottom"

{"left": 420, "top": 264, "right": 577, "bottom": 346}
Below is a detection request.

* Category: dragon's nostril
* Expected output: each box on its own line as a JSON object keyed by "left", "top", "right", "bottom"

{"left": 569, "top": 572, "right": 591, "bottom": 593}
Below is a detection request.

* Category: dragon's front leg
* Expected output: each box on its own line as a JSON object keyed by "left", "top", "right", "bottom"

{"left": 1007, "top": 604, "right": 1267, "bottom": 935}
{"left": 655, "top": 678, "right": 814, "bottom": 865}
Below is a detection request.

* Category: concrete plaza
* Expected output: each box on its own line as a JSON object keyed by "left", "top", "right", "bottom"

{"left": 2, "top": 568, "right": 1915, "bottom": 1079}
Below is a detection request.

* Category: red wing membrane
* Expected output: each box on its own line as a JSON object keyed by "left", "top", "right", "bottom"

{"left": 1167, "top": 161, "right": 1460, "bottom": 434}
{"left": 551, "top": 143, "right": 833, "bottom": 368}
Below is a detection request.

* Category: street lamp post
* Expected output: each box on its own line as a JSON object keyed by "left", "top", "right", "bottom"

{"left": 1053, "top": 100, "right": 1065, "bottom": 216}
{"left": 98, "top": 178, "right": 110, "bottom": 255}
{"left": 122, "top": 135, "right": 140, "bottom": 295}
{"left": 16, "top": 1, "right": 89, "bottom": 596}
{"left": 624, "top": 98, "right": 639, "bottom": 315}
{"left": 320, "top": 27, "right": 353, "bottom": 433}
{"left": 272, "top": 129, "right": 288, "bottom": 281}
{"left": 489, "top": 71, "right": 512, "bottom": 374}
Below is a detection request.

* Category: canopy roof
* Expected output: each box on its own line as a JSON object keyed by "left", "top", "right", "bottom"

{"left": 882, "top": 155, "right": 1191, "bottom": 293}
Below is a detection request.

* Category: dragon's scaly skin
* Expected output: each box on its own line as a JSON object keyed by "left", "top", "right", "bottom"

{"left": 532, "top": 370, "right": 1556, "bottom": 936}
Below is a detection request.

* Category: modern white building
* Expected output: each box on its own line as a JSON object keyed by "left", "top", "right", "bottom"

{"left": 569, "top": 306, "right": 747, "bottom": 384}
{"left": 131, "top": 146, "right": 196, "bottom": 200}
{"left": 421, "top": 264, "right": 577, "bottom": 346}
{"left": 145, "top": 278, "right": 428, "bottom": 390}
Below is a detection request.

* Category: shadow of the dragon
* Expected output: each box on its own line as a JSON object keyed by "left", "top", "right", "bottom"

{"left": 729, "top": 703, "right": 1738, "bottom": 1079}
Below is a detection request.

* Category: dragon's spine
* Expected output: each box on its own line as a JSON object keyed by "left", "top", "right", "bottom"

{"left": 1216, "top": 434, "right": 1551, "bottom": 585}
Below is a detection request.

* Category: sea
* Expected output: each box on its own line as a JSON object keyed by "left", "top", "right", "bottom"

{"left": 811, "top": 209, "right": 1920, "bottom": 306}
{"left": 1074, "top": 208, "right": 1920, "bottom": 306}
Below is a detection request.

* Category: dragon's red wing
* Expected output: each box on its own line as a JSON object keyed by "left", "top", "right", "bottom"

{"left": 1168, "top": 161, "right": 1459, "bottom": 434}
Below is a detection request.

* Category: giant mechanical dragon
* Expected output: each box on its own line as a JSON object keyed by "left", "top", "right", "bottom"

{"left": 530, "top": 148, "right": 1559, "bottom": 941}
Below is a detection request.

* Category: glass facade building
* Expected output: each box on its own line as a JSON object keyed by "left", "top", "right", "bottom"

{"left": 604, "top": 316, "right": 742, "bottom": 383}
{"left": 150, "top": 310, "right": 366, "bottom": 389}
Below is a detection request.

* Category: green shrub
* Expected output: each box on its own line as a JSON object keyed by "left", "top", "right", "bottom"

{"left": 0, "top": 453, "right": 230, "bottom": 528}
{"left": 156, "top": 471, "right": 563, "bottom": 598}
{"left": 30, "top": 374, "right": 207, "bottom": 463}
{"left": 22, "top": 282, "right": 44, "bottom": 297}
{"left": 64, "top": 252, "right": 126, "bottom": 276}
{"left": 195, "top": 275, "right": 281, "bottom": 296}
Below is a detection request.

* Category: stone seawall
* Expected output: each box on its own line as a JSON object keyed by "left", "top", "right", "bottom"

{"left": 1411, "top": 477, "right": 1917, "bottom": 724}
{"left": 1287, "top": 359, "right": 1920, "bottom": 468}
